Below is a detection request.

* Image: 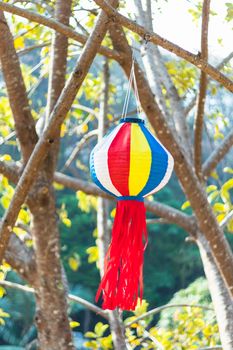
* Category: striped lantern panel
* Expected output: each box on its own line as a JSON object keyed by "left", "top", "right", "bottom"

{"left": 90, "top": 118, "right": 174, "bottom": 200}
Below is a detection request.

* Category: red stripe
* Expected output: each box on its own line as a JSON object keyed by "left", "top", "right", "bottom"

{"left": 108, "top": 123, "right": 131, "bottom": 195}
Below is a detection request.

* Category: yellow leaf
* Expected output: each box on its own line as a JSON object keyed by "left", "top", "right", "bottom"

{"left": 110, "top": 208, "right": 116, "bottom": 218}
{"left": 86, "top": 246, "right": 99, "bottom": 264}
{"left": 0, "top": 287, "right": 5, "bottom": 298}
{"left": 14, "top": 36, "right": 24, "bottom": 49}
{"left": 94, "top": 322, "right": 109, "bottom": 337}
{"left": 53, "top": 182, "right": 64, "bottom": 190}
{"left": 206, "top": 185, "right": 217, "bottom": 193}
{"left": 181, "top": 201, "right": 190, "bottom": 210}
{"left": 60, "top": 123, "right": 67, "bottom": 137}
{"left": 213, "top": 202, "right": 225, "bottom": 213}
{"left": 68, "top": 257, "right": 79, "bottom": 271}
{"left": 81, "top": 123, "right": 88, "bottom": 133}
{"left": 130, "top": 323, "right": 138, "bottom": 328}
{"left": 70, "top": 320, "right": 80, "bottom": 328}
{"left": 216, "top": 213, "right": 226, "bottom": 223}
{"left": 62, "top": 217, "right": 72, "bottom": 227}
{"left": 0, "top": 154, "right": 11, "bottom": 162}
{"left": 85, "top": 331, "right": 97, "bottom": 338}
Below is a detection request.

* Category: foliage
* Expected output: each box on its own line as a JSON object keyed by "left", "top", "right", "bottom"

{"left": 85, "top": 279, "right": 219, "bottom": 349}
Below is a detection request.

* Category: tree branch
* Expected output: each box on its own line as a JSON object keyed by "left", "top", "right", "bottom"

{"left": 194, "top": 0, "right": 211, "bottom": 179}
{"left": 44, "top": 0, "right": 72, "bottom": 174}
{"left": 0, "top": 11, "right": 38, "bottom": 163}
{"left": 0, "top": 160, "right": 20, "bottom": 183}
{"left": 46, "top": 0, "right": 72, "bottom": 121}
{"left": 185, "top": 51, "right": 233, "bottom": 117}
{"left": 0, "top": 1, "right": 121, "bottom": 61}
{"left": 203, "top": 128, "right": 233, "bottom": 178}
{"left": 95, "top": 0, "right": 233, "bottom": 93}
{"left": 62, "top": 130, "right": 98, "bottom": 171}
{"left": 0, "top": 0, "right": 119, "bottom": 263}
{"left": 0, "top": 280, "right": 108, "bottom": 319}
{"left": 5, "top": 235, "right": 36, "bottom": 285}
{"left": 54, "top": 172, "right": 195, "bottom": 234}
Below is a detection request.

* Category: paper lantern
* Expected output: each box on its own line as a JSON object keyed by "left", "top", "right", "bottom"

{"left": 90, "top": 117, "right": 174, "bottom": 310}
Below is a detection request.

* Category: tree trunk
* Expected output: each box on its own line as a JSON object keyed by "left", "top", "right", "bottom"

{"left": 30, "top": 180, "right": 74, "bottom": 349}
{"left": 29, "top": 1, "right": 75, "bottom": 348}
{"left": 197, "top": 232, "right": 233, "bottom": 350}
{"left": 96, "top": 59, "right": 127, "bottom": 350}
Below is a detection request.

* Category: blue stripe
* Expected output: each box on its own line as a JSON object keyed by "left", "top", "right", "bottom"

{"left": 118, "top": 196, "right": 144, "bottom": 201}
{"left": 138, "top": 124, "right": 168, "bottom": 197}
{"left": 89, "top": 149, "right": 117, "bottom": 198}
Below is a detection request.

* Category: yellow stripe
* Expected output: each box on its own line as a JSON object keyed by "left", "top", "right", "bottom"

{"left": 129, "top": 123, "right": 152, "bottom": 195}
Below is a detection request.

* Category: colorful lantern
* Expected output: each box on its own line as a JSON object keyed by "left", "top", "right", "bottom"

{"left": 90, "top": 117, "right": 174, "bottom": 311}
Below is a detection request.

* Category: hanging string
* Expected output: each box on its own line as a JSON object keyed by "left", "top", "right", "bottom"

{"left": 121, "top": 53, "right": 144, "bottom": 120}
{"left": 121, "top": 62, "right": 134, "bottom": 119}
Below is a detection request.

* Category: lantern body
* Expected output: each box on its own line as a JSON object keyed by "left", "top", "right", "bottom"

{"left": 90, "top": 118, "right": 174, "bottom": 199}
{"left": 90, "top": 118, "right": 174, "bottom": 310}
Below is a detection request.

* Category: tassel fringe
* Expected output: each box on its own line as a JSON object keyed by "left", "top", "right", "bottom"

{"left": 96, "top": 200, "right": 148, "bottom": 311}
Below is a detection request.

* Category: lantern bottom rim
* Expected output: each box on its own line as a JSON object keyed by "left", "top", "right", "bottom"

{"left": 117, "top": 196, "right": 144, "bottom": 202}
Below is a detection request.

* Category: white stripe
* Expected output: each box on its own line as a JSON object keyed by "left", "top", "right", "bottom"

{"left": 94, "top": 124, "right": 123, "bottom": 197}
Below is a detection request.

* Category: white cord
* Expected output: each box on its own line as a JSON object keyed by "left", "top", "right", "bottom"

{"left": 121, "top": 55, "right": 144, "bottom": 120}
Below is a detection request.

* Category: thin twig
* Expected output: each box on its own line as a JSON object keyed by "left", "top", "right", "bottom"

{"left": 185, "top": 51, "right": 233, "bottom": 116}
{"left": 194, "top": 0, "right": 211, "bottom": 179}
{"left": 203, "top": 128, "right": 233, "bottom": 178}
{"left": 61, "top": 130, "right": 98, "bottom": 171}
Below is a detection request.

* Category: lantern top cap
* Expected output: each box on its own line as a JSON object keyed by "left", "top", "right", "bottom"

{"left": 120, "top": 117, "right": 145, "bottom": 124}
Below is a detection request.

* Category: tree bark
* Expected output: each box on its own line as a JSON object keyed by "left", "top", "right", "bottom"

{"left": 197, "top": 232, "right": 233, "bottom": 350}
{"left": 194, "top": 0, "right": 210, "bottom": 179}
{"left": 30, "top": 184, "right": 74, "bottom": 349}
{"left": 28, "top": 0, "right": 74, "bottom": 348}
{"left": 0, "top": 11, "right": 38, "bottom": 163}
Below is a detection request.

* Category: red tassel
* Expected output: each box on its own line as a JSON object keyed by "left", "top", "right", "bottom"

{"left": 96, "top": 200, "right": 148, "bottom": 311}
